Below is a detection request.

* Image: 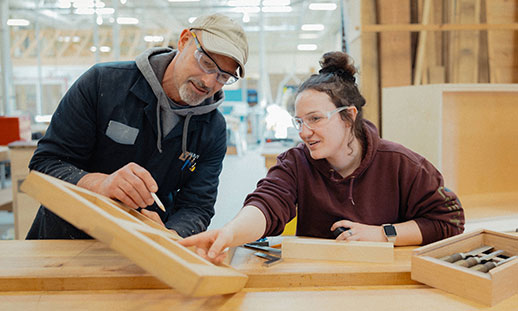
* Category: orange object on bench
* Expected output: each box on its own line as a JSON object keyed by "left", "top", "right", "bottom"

{"left": 0, "top": 116, "right": 31, "bottom": 145}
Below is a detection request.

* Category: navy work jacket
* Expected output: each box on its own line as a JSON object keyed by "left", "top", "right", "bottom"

{"left": 27, "top": 61, "right": 227, "bottom": 239}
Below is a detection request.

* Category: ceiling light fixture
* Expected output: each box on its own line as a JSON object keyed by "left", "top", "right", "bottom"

{"left": 228, "top": 0, "right": 260, "bottom": 6}
{"left": 117, "top": 17, "right": 139, "bottom": 24}
{"left": 262, "top": 0, "right": 290, "bottom": 5}
{"left": 144, "top": 35, "right": 164, "bottom": 42}
{"left": 297, "top": 44, "right": 318, "bottom": 51}
{"left": 299, "top": 33, "right": 319, "bottom": 39}
{"left": 242, "top": 12, "right": 250, "bottom": 23}
{"left": 230, "top": 7, "right": 260, "bottom": 14}
{"left": 308, "top": 3, "right": 337, "bottom": 10}
{"left": 262, "top": 6, "right": 292, "bottom": 13}
{"left": 57, "top": 1, "right": 72, "bottom": 9}
{"left": 301, "top": 24, "right": 324, "bottom": 31}
{"left": 7, "top": 19, "right": 30, "bottom": 26}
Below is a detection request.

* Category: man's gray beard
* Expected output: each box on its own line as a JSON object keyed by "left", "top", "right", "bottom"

{"left": 178, "top": 82, "right": 205, "bottom": 106}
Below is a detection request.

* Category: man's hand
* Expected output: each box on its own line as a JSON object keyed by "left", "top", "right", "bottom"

{"left": 179, "top": 228, "right": 234, "bottom": 264}
{"left": 78, "top": 162, "right": 157, "bottom": 209}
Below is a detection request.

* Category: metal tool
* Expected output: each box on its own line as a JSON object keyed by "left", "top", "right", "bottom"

{"left": 248, "top": 238, "right": 269, "bottom": 247}
{"left": 243, "top": 243, "right": 282, "bottom": 254}
{"left": 254, "top": 252, "right": 283, "bottom": 267}
{"left": 439, "top": 245, "right": 493, "bottom": 263}
{"left": 471, "top": 255, "right": 517, "bottom": 273}
{"left": 454, "top": 250, "right": 504, "bottom": 267}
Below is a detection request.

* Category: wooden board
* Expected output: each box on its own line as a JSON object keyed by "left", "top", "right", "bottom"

{"left": 486, "top": 0, "right": 518, "bottom": 83}
{"left": 448, "top": 0, "right": 481, "bottom": 83}
{"left": 377, "top": 0, "right": 412, "bottom": 87}
{"left": 19, "top": 171, "right": 247, "bottom": 297}
{"left": 360, "top": 0, "right": 380, "bottom": 128}
{"left": 2, "top": 285, "right": 518, "bottom": 310}
{"left": 0, "top": 240, "right": 416, "bottom": 291}
{"left": 8, "top": 141, "right": 38, "bottom": 239}
{"left": 442, "top": 90, "right": 518, "bottom": 195}
{"left": 282, "top": 237, "right": 394, "bottom": 263}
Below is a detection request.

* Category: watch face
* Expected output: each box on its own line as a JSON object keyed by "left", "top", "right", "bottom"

{"left": 384, "top": 225, "right": 396, "bottom": 236}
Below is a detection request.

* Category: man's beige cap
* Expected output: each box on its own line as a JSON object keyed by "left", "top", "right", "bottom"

{"left": 190, "top": 13, "right": 249, "bottom": 78}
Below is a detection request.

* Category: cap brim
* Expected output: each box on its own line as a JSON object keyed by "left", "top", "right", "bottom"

{"left": 201, "top": 32, "right": 246, "bottom": 78}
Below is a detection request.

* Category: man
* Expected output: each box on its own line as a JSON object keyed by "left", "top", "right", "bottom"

{"left": 26, "top": 13, "right": 249, "bottom": 239}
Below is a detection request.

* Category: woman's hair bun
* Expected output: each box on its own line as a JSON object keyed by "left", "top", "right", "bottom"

{"left": 318, "top": 51, "right": 357, "bottom": 83}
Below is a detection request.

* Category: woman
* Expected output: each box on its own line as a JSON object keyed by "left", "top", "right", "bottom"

{"left": 180, "top": 51, "right": 464, "bottom": 263}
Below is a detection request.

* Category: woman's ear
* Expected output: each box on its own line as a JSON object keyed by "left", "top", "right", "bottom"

{"left": 348, "top": 106, "right": 358, "bottom": 122}
{"left": 177, "top": 29, "right": 192, "bottom": 52}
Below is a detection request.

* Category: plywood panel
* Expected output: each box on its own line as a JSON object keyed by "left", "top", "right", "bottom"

{"left": 377, "top": 0, "right": 412, "bottom": 87}
{"left": 486, "top": 0, "right": 518, "bottom": 83}
{"left": 361, "top": 0, "right": 380, "bottom": 128}
{"left": 442, "top": 91, "right": 518, "bottom": 196}
{"left": 448, "top": 0, "right": 481, "bottom": 83}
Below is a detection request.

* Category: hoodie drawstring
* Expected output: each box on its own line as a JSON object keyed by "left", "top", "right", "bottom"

{"left": 156, "top": 101, "right": 163, "bottom": 153}
{"left": 348, "top": 176, "right": 356, "bottom": 206}
{"left": 182, "top": 112, "right": 194, "bottom": 155}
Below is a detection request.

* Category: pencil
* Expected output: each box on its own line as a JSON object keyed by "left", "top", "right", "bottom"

{"left": 150, "top": 192, "right": 166, "bottom": 212}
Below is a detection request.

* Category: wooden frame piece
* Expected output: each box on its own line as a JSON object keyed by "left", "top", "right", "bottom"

{"left": 20, "top": 171, "right": 247, "bottom": 297}
{"left": 412, "top": 229, "right": 518, "bottom": 306}
{"left": 282, "top": 237, "right": 394, "bottom": 263}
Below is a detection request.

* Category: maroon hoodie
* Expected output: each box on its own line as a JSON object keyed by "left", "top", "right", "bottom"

{"left": 244, "top": 120, "right": 464, "bottom": 245}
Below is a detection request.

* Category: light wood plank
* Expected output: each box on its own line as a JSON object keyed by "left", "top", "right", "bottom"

{"left": 360, "top": 0, "right": 380, "bottom": 128}
{"left": 377, "top": 0, "right": 412, "bottom": 87}
{"left": 0, "top": 240, "right": 417, "bottom": 291}
{"left": 361, "top": 22, "right": 518, "bottom": 32}
{"left": 449, "top": 0, "right": 481, "bottom": 83}
{"left": 414, "top": 0, "right": 433, "bottom": 85}
{"left": 2, "top": 285, "right": 518, "bottom": 310}
{"left": 486, "top": 0, "right": 518, "bottom": 83}
{"left": 282, "top": 237, "right": 393, "bottom": 263}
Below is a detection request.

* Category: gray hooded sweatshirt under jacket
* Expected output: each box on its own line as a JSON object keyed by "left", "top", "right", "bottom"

{"left": 136, "top": 47, "right": 224, "bottom": 153}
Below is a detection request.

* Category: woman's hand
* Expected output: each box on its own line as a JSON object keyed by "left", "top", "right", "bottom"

{"left": 179, "top": 228, "right": 235, "bottom": 264}
{"left": 330, "top": 220, "right": 385, "bottom": 242}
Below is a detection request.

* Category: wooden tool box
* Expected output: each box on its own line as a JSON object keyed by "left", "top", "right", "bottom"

{"left": 411, "top": 229, "right": 518, "bottom": 306}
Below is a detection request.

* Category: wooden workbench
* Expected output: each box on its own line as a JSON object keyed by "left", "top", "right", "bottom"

{"left": 0, "top": 240, "right": 516, "bottom": 310}
{"left": 0, "top": 240, "right": 415, "bottom": 291}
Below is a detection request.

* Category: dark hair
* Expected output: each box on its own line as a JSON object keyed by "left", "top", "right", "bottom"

{"left": 296, "top": 51, "right": 366, "bottom": 142}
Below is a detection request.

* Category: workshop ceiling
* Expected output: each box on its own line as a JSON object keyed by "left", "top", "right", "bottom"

{"left": 7, "top": 0, "right": 345, "bottom": 54}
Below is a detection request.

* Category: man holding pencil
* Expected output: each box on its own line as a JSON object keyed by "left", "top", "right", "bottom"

{"left": 26, "top": 13, "right": 249, "bottom": 239}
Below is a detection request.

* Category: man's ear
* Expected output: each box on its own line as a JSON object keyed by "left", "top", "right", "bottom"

{"left": 177, "top": 29, "right": 192, "bottom": 52}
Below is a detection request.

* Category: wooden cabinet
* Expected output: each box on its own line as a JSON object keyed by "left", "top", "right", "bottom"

{"left": 8, "top": 141, "right": 38, "bottom": 239}
{"left": 382, "top": 84, "right": 518, "bottom": 198}
{"left": 382, "top": 84, "right": 518, "bottom": 225}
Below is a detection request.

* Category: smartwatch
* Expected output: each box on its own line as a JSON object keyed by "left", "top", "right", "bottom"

{"left": 382, "top": 224, "right": 397, "bottom": 244}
